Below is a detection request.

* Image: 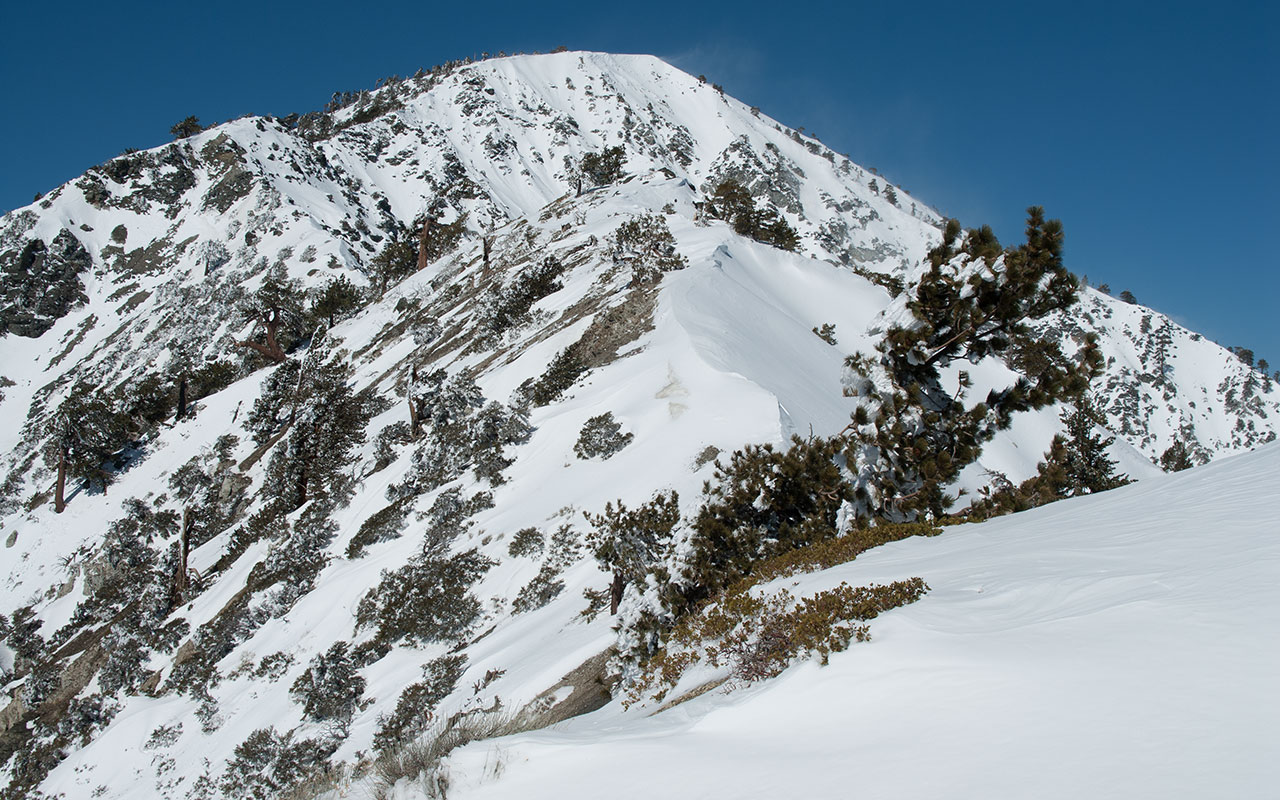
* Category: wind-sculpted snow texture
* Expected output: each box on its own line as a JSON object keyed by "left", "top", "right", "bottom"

{"left": 440, "top": 442, "right": 1280, "bottom": 800}
{"left": 0, "top": 52, "right": 1275, "bottom": 798}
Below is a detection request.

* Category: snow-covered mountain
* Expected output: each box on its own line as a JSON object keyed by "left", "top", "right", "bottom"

{"left": 0, "top": 51, "right": 1275, "bottom": 799}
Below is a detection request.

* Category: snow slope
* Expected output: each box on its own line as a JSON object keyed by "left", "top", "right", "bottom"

{"left": 437, "top": 443, "right": 1280, "bottom": 800}
{"left": 0, "top": 51, "right": 1276, "bottom": 799}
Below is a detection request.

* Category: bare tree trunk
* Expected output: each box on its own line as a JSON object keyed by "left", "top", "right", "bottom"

{"left": 296, "top": 462, "right": 308, "bottom": 507}
{"left": 610, "top": 572, "right": 625, "bottom": 616}
{"left": 175, "top": 508, "right": 191, "bottom": 600}
{"left": 176, "top": 378, "right": 188, "bottom": 421}
{"left": 54, "top": 447, "right": 67, "bottom": 514}
{"left": 408, "top": 366, "right": 420, "bottom": 438}
{"left": 417, "top": 217, "right": 433, "bottom": 272}
{"left": 236, "top": 316, "right": 286, "bottom": 363}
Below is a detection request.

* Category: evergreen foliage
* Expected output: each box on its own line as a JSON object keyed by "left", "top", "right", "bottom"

{"left": 236, "top": 265, "right": 306, "bottom": 364}
{"left": 290, "top": 641, "right": 366, "bottom": 725}
{"left": 511, "top": 564, "right": 566, "bottom": 613}
{"left": 967, "top": 398, "right": 1127, "bottom": 521}
{"left": 309, "top": 275, "right": 363, "bottom": 328}
{"left": 812, "top": 323, "right": 837, "bottom": 345}
{"left": 355, "top": 549, "right": 494, "bottom": 648}
{"left": 398, "top": 371, "right": 530, "bottom": 494}
{"left": 369, "top": 213, "right": 466, "bottom": 295}
{"left": 579, "top": 146, "right": 626, "bottom": 186}
{"left": 1160, "top": 440, "right": 1196, "bottom": 472}
{"left": 843, "top": 208, "right": 1097, "bottom": 520}
{"left": 476, "top": 256, "right": 565, "bottom": 337}
{"left": 704, "top": 179, "right": 800, "bottom": 251}
{"left": 42, "top": 383, "right": 132, "bottom": 509}
{"left": 245, "top": 359, "right": 302, "bottom": 446}
{"left": 373, "top": 654, "right": 467, "bottom": 753}
{"left": 263, "top": 331, "right": 370, "bottom": 511}
{"left": 586, "top": 490, "right": 680, "bottom": 616}
{"left": 574, "top": 412, "right": 634, "bottom": 460}
{"left": 170, "top": 116, "right": 204, "bottom": 140}
{"left": 1056, "top": 393, "right": 1128, "bottom": 495}
{"left": 346, "top": 498, "right": 413, "bottom": 558}
{"left": 507, "top": 527, "right": 545, "bottom": 558}
{"left": 219, "top": 728, "right": 332, "bottom": 800}
{"left": 681, "top": 437, "right": 851, "bottom": 609}
{"left": 613, "top": 214, "right": 688, "bottom": 282}
{"left": 527, "top": 345, "right": 587, "bottom": 407}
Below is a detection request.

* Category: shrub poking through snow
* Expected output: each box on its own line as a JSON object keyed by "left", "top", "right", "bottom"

{"left": 628, "top": 577, "right": 928, "bottom": 705}
{"left": 219, "top": 727, "right": 333, "bottom": 800}
{"left": 613, "top": 214, "right": 687, "bottom": 282}
{"left": 704, "top": 178, "right": 800, "bottom": 251}
{"left": 373, "top": 654, "right": 467, "bottom": 753}
{"left": 579, "top": 146, "right": 625, "bottom": 187}
{"left": 574, "top": 412, "right": 633, "bottom": 460}
{"left": 475, "top": 256, "right": 566, "bottom": 339}
{"left": 289, "top": 640, "right": 365, "bottom": 726}
{"left": 587, "top": 491, "right": 680, "bottom": 617}
{"left": 355, "top": 549, "right": 494, "bottom": 649}
{"left": 512, "top": 564, "right": 565, "bottom": 613}
{"left": 507, "top": 527, "right": 545, "bottom": 558}
{"left": 346, "top": 498, "right": 413, "bottom": 558}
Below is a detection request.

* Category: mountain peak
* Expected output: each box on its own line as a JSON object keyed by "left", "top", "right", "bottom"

{"left": 0, "top": 48, "right": 1275, "bottom": 800}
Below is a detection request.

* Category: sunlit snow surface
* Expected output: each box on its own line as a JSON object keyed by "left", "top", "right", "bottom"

{"left": 1, "top": 50, "right": 1274, "bottom": 798}
{"left": 437, "top": 444, "right": 1280, "bottom": 800}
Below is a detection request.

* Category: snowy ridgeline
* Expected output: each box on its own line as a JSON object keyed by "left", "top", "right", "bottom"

{"left": 0, "top": 51, "right": 1275, "bottom": 799}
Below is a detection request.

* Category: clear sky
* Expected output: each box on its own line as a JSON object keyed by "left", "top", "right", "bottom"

{"left": 2, "top": 0, "right": 1276, "bottom": 367}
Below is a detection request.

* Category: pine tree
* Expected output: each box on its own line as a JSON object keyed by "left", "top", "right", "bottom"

{"left": 245, "top": 359, "right": 302, "bottom": 446}
{"left": 170, "top": 116, "right": 204, "bottom": 140}
{"left": 236, "top": 266, "right": 305, "bottom": 364}
{"left": 263, "top": 329, "right": 369, "bottom": 510}
{"left": 43, "top": 385, "right": 130, "bottom": 512}
{"left": 370, "top": 225, "right": 417, "bottom": 297}
{"left": 1057, "top": 393, "right": 1127, "bottom": 494}
{"left": 580, "top": 146, "right": 626, "bottom": 186}
{"left": 586, "top": 491, "right": 680, "bottom": 615}
{"left": 1159, "top": 439, "right": 1195, "bottom": 472}
{"left": 309, "top": 276, "right": 362, "bottom": 328}
{"left": 843, "top": 208, "right": 1097, "bottom": 520}
{"left": 704, "top": 179, "right": 799, "bottom": 251}
{"left": 290, "top": 641, "right": 365, "bottom": 725}
{"left": 681, "top": 436, "right": 851, "bottom": 607}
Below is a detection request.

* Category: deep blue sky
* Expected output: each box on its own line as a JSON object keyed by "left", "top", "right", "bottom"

{"left": 3, "top": 1, "right": 1276, "bottom": 366}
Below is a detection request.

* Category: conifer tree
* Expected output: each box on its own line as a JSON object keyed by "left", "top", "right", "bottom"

{"left": 680, "top": 437, "right": 851, "bottom": 607}
{"left": 290, "top": 641, "right": 365, "bottom": 726}
{"left": 236, "top": 266, "right": 305, "bottom": 364}
{"left": 309, "top": 275, "right": 362, "bottom": 328}
{"left": 704, "top": 179, "right": 799, "bottom": 251}
{"left": 587, "top": 491, "right": 681, "bottom": 615}
{"left": 579, "top": 146, "right": 626, "bottom": 186}
{"left": 1159, "top": 439, "right": 1196, "bottom": 472}
{"left": 43, "top": 385, "right": 130, "bottom": 512}
{"left": 843, "top": 208, "right": 1098, "bottom": 520}
{"left": 170, "top": 116, "right": 204, "bottom": 140}
{"left": 1056, "top": 393, "right": 1127, "bottom": 495}
{"left": 263, "top": 328, "right": 369, "bottom": 510}
{"left": 371, "top": 212, "right": 466, "bottom": 296}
